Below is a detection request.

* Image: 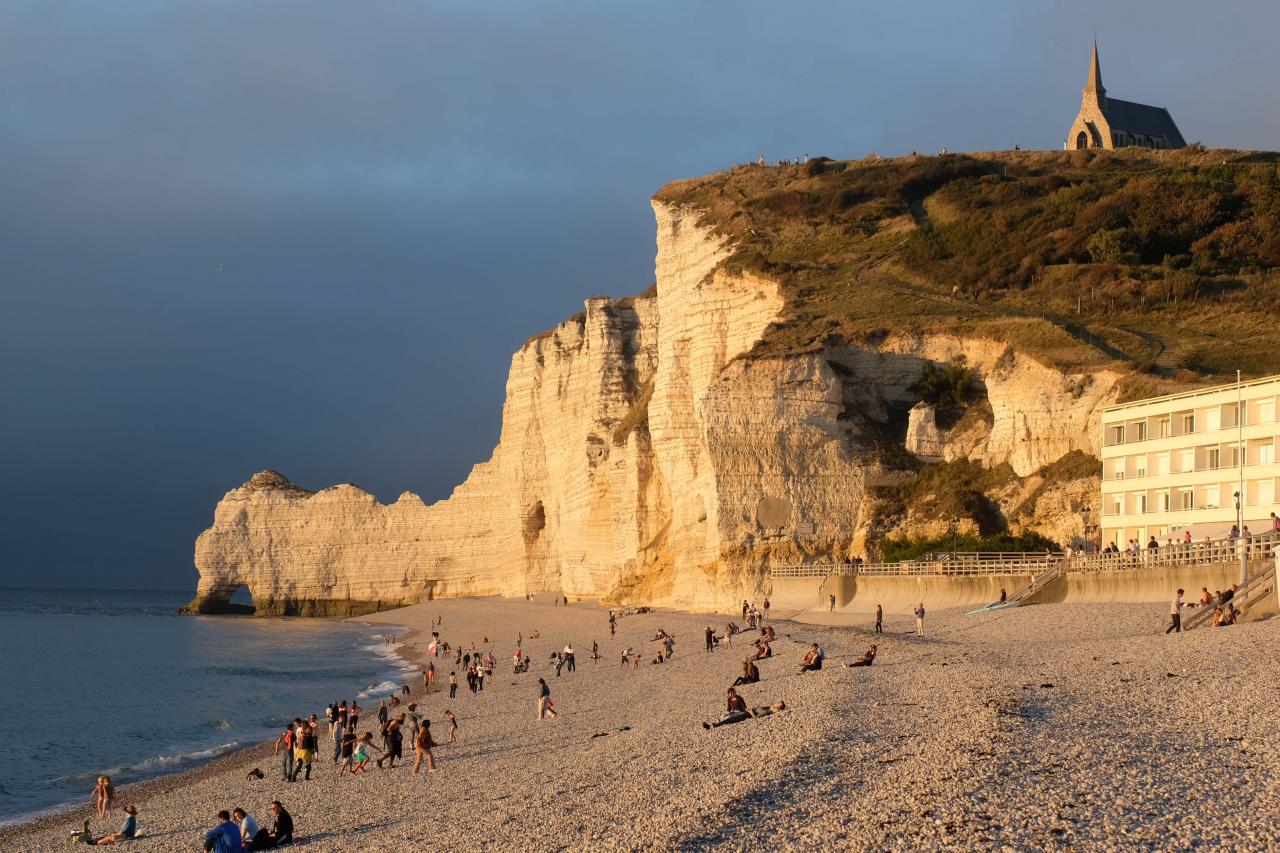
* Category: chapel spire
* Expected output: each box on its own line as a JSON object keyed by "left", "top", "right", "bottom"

{"left": 1085, "top": 40, "right": 1105, "bottom": 95}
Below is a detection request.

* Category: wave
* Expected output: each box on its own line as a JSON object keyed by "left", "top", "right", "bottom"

{"left": 51, "top": 742, "right": 244, "bottom": 788}
{"left": 356, "top": 680, "right": 401, "bottom": 699}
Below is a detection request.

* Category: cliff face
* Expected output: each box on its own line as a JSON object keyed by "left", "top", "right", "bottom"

{"left": 191, "top": 200, "right": 1121, "bottom": 615}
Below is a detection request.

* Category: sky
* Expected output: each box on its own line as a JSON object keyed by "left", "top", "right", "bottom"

{"left": 3, "top": 1, "right": 1278, "bottom": 590}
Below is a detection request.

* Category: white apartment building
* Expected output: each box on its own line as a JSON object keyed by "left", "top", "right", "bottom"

{"left": 1100, "top": 374, "right": 1280, "bottom": 548}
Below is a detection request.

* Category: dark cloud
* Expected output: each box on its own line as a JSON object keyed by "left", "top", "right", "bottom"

{"left": 1, "top": 1, "right": 1275, "bottom": 588}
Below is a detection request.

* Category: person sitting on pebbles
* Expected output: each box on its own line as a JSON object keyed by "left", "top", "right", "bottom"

{"left": 798, "top": 643, "right": 823, "bottom": 673}
{"left": 845, "top": 644, "right": 877, "bottom": 668}
{"left": 702, "top": 688, "right": 750, "bottom": 729}
{"left": 91, "top": 804, "right": 138, "bottom": 846}
{"left": 731, "top": 659, "right": 760, "bottom": 687}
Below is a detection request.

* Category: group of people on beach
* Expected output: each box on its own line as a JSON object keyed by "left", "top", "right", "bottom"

{"left": 70, "top": 778, "right": 136, "bottom": 845}
{"left": 202, "top": 802, "right": 293, "bottom": 851}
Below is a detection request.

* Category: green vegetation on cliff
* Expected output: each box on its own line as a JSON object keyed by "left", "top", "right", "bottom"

{"left": 655, "top": 148, "right": 1280, "bottom": 384}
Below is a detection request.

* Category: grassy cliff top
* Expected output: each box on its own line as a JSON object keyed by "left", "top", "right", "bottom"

{"left": 654, "top": 148, "right": 1280, "bottom": 388}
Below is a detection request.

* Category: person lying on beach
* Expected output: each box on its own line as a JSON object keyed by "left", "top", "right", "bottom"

{"left": 92, "top": 775, "right": 115, "bottom": 818}
{"left": 93, "top": 805, "right": 137, "bottom": 846}
{"left": 702, "top": 688, "right": 750, "bottom": 729}
{"left": 798, "top": 643, "right": 823, "bottom": 673}
{"left": 845, "top": 645, "right": 877, "bottom": 668}
{"left": 203, "top": 810, "right": 242, "bottom": 852}
{"left": 249, "top": 801, "right": 293, "bottom": 849}
{"left": 731, "top": 659, "right": 760, "bottom": 687}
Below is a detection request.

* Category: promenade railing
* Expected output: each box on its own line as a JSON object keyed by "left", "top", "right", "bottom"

{"left": 769, "top": 530, "right": 1280, "bottom": 580}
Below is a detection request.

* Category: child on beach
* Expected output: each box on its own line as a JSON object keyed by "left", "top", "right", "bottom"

{"left": 412, "top": 720, "right": 437, "bottom": 774}
{"left": 91, "top": 776, "right": 114, "bottom": 818}
{"left": 351, "top": 732, "right": 381, "bottom": 774}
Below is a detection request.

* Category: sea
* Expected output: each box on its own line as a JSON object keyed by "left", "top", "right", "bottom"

{"left": 0, "top": 588, "right": 415, "bottom": 827}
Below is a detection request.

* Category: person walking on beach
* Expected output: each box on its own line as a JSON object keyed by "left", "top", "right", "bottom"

{"left": 449, "top": 670, "right": 458, "bottom": 698}
{"left": 427, "top": 661, "right": 436, "bottom": 692}
{"left": 412, "top": 720, "right": 437, "bottom": 774}
{"left": 92, "top": 776, "right": 114, "bottom": 818}
{"left": 402, "top": 704, "right": 420, "bottom": 753}
{"left": 1167, "top": 588, "right": 1185, "bottom": 634}
{"left": 377, "top": 699, "right": 389, "bottom": 726}
{"left": 338, "top": 726, "right": 357, "bottom": 775}
{"left": 914, "top": 602, "right": 926, "bottom": 636}
{"left": 290, "top": 723, "right": 316, "bottom": 781}
{"left": 564, "top": 643, "right": 576, "bottom": 672}
{"left": 446, "top": 710, "right": 458, "bottom": 743}
{"left": 537, "top": 678, "right": 558, "bottom": 719}
{"left": 874, "top": 604, "right": 883, "bottom": 635}
{"left": 705, "top": 625, "right": 715, "bottom": 652}
{"left": 275, "top": 723, "right": 295, "bottom": 782}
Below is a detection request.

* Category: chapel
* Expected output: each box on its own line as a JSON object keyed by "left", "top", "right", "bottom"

{"left": 1066, "top": 42, "right": 1185, "bottom": 150}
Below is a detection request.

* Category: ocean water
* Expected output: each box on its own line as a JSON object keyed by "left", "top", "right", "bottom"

{"left": 0, "top": 588, "right": 414, "bottom": 826}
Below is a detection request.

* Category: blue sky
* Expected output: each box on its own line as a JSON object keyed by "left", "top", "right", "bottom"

{"left": 2, "top": 1, "right": 1276, "bottom": 589}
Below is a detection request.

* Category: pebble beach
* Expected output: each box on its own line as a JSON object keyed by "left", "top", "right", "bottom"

{"left": 6, "top": 596, "right": 1280, "bottom": 851}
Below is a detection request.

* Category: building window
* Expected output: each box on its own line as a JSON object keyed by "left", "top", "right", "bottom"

{"left": 1157, "top": 418, "right": 1170, "bottom": 438}
{"left": 1135, "top": 422, "right": 1147, "bottom": 441}
{"left": 1179, "top": 449, "right": 1195, "bottom": 473}
{"left": 1182, "top": 414, "right": 1196, "bottom": 434}
{"left": 1180, "top": 490, "right": 1195, "bottom": 510}
{"left": 1206, "top": 408, "right": 1221, "bottom": 431}
{"left": 1208, "top": 447, "right": 1220, "bottom": 469}
{"left": 1138, "top": 494, "right": 1147, "bottom": 514}
{"left": 1204, "top": 485, "right": 1217, "bottom": 508}
{"left": 1258, "top": 399, "right": 1275, "bottom": 423}
{"left": 1260, "top": 442, "right": 1275, "bottom": 465}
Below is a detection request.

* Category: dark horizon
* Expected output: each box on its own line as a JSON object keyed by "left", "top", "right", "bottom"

{"left": 4, "top": 2, "right": 1279, "bottom": 590}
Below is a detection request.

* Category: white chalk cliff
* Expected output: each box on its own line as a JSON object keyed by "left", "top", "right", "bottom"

{"left": 190, "top": 201, "right": 1120, "bottom": 615}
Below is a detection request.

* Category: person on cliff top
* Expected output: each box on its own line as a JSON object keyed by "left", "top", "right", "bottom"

{"left": 846, "top": 645, "right": 877, "bottom": 668}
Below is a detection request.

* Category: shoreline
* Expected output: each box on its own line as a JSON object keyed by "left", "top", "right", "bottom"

{"left": 0, "top": 619, "right": 413, "bottom": 842}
